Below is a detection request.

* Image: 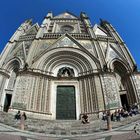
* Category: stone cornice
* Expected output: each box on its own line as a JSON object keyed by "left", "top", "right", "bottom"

{"left": 96, "top": 35, "right": 115, "bottom": 42}
{"left": 18, "top": 34, "right": 36, "bottom": 41}
{"left": 18, "top": 68, "right": 53, "bottom": 78}
{"left": 51, "top": 18, "right": 81, "bottom": 21}
{"left": 17, "top": 68, "right": 109, "bottom": 79}
{"left": 17, "top": 33, "right": 91, "bottom": 41}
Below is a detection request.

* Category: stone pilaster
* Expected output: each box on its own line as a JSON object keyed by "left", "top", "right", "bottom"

{"left": 94, "top": 75, "right": 105, "bottom": 111}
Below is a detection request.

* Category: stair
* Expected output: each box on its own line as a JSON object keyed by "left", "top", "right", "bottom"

{"left": 0, "top": 111, "right": 140, "bottom": 136}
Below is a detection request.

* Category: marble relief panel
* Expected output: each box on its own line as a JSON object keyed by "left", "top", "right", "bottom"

{"left": 101, "top": 74, "right": 120, "bottom": 109}
{"left": 132, "top": 74, "right": 140, "bottom": 99}
{"left": 53, "top": 37, "right": 78, "bottom": 48}
{"left": 12, "top": 75, "right": 32, "bottom": 109}
{"left": 35, "top": 40, "right": 56, "bottom": 56}
{"left": 78, "top": 40, "right": 95, "bottom": 55}
{"left": 0, "top": 75, "right": 6, "bottom": 102}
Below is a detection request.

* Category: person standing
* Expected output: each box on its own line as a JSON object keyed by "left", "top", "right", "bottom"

{"left": 15, "top": 110, "right": 21, "bottom": 120}
{"left": 20, "top": 112, "right": 27, "bottom": 130}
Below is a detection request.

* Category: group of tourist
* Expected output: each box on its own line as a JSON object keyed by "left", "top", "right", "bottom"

{"left": 14, "top": 110, "right": 27, "bottom": 130}
{"left": 102, "top": 103, "right": 139, "bottom": 122}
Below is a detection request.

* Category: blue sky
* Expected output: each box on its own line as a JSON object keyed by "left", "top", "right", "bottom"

{"left": 0, "top": 0, "right": 140, "bottom": 68}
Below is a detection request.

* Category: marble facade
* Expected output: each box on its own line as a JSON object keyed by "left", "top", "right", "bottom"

{"left": 0, "top": 12, "right": 140, "bottom": 120}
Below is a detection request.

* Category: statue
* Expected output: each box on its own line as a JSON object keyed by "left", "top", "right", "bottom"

{"left": 57, "top": 67, "right": 74, "bottom": 77}
{"left": 103, "top": 64, "right": 108, "bottom": 72}
{"left": 133, "top": 65, "right": 137, "bottom": 72}
{"left": 23, "top": 63, "right": 29, "bottom": 71}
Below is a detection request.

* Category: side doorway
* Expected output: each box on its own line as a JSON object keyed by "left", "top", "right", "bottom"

{"left": 120, "top": 94, "right": 129, "bottom": 110}
{"left": 3, "top": 94, "right": 12, "bottom": 112}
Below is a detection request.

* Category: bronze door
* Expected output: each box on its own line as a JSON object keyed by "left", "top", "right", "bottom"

{"left": 56, "top": 86, "right": 76, "bottom": 120}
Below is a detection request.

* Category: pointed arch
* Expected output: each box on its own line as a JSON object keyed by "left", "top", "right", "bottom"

{"left": 109, "top": 58, "right": 136, "bottom": 108}
{"left": 31, "top": 47, "right": 100, "bottom": 76}
{"left": 108, "top": 58, "right": 130, "bottom": 73}
{"left": 3, "top": 57, "right": 24, "bottom": 71}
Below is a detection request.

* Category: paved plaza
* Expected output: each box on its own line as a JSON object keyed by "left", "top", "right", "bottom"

{"left": 0, "top": 121, "right": 140, "bottom": 140}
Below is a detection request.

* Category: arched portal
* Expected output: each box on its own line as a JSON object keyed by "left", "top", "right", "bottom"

{"left": 32, "top": 48, "right": 100, "bottom": 120}
{"left": 112, "top": 60, "right": 136, "bottom": 110}
{"left": 3, "top": 60, "right": 20, "bottom": 112}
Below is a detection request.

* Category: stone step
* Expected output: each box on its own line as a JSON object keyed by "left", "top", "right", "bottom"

{"left": 1, "top": 111, "right": 140, "bottom": 136}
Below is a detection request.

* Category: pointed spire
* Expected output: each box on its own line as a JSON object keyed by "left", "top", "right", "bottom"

{"left": 46, "top": 12, "right": 53, "bottom": 19}
{"left": 100, "top": 18, "right": 110, "bottom": 25}
{"left": 80, "top": 12, "right": 89, "bottom": 19}
{"left": 24, "top": 19, "right": 32, "bottom": 25}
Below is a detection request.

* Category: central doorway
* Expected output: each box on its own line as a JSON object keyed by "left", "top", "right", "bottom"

{"left": 56, "top": 86, "right": 76, "bottom": 120}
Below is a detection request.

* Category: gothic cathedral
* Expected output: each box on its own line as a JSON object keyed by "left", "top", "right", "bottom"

{"left": 0, "top": 12, "right": 140, "bottom": 120}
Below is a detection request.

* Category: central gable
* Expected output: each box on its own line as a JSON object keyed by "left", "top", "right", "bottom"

{"left": 54, "top": 12, "right": 78, "bottom": 19}
{"left": 48, "top": 34, "right": 82, "bottom": 49}
{"left": 53, "top": 37, "right": 78, "bottom": 48}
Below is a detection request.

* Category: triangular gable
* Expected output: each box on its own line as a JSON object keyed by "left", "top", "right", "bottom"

{"left": 93, "top": 24, "right": 108, "bottom": 36}
{"left": 5, "top": 42, "right": 25, "bottom": 63}
{"left": 48, "top": 34, "right": 81, "bottom": 49}
{"left": 12, "top": 43, "right": 25, "bottom": 58}
{"left": 54, "top": 12, "right": 78, "bottom": 19}
{"left": 110, "top": 43, "right": 124, "bottom": 56}
{"left": 25, "top": 23, "right": 39, "bottom": 35}
{"left": 33, "top": 33, "right": 100, "bottom": 65}
{"left": 106, "top": 44, "right": 127, "bottom": 63}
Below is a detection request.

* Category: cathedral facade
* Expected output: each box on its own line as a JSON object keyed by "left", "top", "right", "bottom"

{"left": 0, "top": 12, "right": 140, "bottom": 120}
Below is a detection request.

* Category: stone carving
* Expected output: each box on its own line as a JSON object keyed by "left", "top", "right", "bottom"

{"left": 7, "top": 71, "right": 16, "bottom": 89}
{"left": 57, "top": 67, "right": 74, "bottom": 77}
{"left": 24, "top": 41, "right": 32, "bottom": 56}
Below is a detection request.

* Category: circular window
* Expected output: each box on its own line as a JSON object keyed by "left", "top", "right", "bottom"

{"left": 61, "top": 25, "right": 74, "bottom": 33}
